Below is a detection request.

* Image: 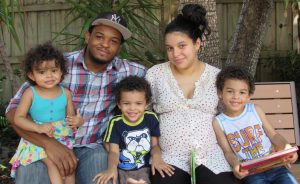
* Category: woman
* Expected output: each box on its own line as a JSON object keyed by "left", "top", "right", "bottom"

{"left": 146, "top": 4, "right": 241, "bottom": 184}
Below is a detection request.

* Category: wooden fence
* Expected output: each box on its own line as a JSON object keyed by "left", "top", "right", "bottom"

{"left": 216, "top": 0, "right": 296, "bottom": 58}
{"left": 0, "top": 0, "right": 297, "bottom": 103}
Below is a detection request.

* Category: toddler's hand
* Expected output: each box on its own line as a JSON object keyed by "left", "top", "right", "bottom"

{"left": 285, "top": 152, "right": 298, "bottom": 165}
{"left": 66, "top": 109, "right": 84, "bottom": 128}
{"left": 93, "top": 168, "right": 118, "bottom": 184}
{"left": 35, "top": 123, "right": 54, "bottom": 137}
{"left": 126, "top": 178, "right": 147, "bottom": 184}
{"left": 233, "top": 162, "right": 249, "bottom": 179}
{"left": 283, "top": 144, "right": 298, "bottom": 165}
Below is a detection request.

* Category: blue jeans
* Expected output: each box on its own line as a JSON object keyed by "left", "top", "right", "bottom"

{"left": 74, "top": 146, "right": 109, "bottom": 184}
{"left": 242, "top": 166, "right": 298, "bottom": 184}
{"left": 14, "top": 145, "right": 109, "bottom": 184}
{"left": 14, "top": 161, "right": 50, "bottom": 184}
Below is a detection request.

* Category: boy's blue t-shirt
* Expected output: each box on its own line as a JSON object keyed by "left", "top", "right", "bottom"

{"left": 104, "top": 111, "right": 160, "bottom": 170}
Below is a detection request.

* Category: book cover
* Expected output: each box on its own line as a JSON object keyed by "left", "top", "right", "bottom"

{"left": 240, "top": 146, "right": 298, "bottom": 174}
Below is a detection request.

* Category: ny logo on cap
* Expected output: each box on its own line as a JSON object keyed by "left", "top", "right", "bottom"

{"left": 111, "top": 14, "right": 121, "bottom": 23}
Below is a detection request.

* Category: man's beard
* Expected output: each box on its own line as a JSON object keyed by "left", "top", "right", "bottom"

{"left": 88, "top": 49, "right": 112, "bottom": 65}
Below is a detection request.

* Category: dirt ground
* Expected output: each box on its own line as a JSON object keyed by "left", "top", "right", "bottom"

{"left": 0, "top": 125, "right": 19, "bottom": 184}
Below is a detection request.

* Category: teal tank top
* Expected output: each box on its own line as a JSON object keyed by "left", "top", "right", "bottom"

{"left": 29, "top": 86, "right": 67, "bottom": 123}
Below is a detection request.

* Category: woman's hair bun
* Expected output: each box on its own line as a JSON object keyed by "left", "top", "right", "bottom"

{"left": 164, "top": 3, "right": 211, "bottom": 41}
{"left": 182, "top": 4, "right": 207, "bottom": 26}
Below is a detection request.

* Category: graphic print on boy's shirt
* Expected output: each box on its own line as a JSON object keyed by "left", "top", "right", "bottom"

{"left": 216, "top": 103, "right": 273, "bottom": 162}
{"left": 119, "top": 128, "right": 151, "bottom": 170}
{"left": 226, "top": 123, "right": 272, "bottom": 161}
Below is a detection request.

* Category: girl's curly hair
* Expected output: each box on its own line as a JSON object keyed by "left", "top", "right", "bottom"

{"left": 22, "top": 41, "right": 68, "bottom": 85}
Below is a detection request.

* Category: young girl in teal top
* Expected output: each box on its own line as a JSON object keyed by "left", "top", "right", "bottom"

{"left": 10, "top": 42, "right": 84, "bottom": 184}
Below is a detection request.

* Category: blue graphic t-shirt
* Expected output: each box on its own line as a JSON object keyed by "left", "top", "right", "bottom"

{"left": 104, "top": 111, "right": 160, "bottom": 170}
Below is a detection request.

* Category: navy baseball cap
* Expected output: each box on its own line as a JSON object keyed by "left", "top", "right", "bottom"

{"left": 90, "top": 12, "right": 132, "bottom": 40}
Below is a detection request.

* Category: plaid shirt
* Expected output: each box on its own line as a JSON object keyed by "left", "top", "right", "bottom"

{"left": 6, "top": 50, "right": 147, "bottom": 148}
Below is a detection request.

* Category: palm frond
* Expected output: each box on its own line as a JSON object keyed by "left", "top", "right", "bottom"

{"left": 0, "top": 163, "right": 7, "bottom": 170}
{"left": 283, "top": 0, "right": 289, "bottom": 9}
{"left": 0, "top": 0, "right": 24, "bottom": 51}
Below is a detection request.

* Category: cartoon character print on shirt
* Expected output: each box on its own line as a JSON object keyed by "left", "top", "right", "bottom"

{"left": 119, "top": 128, "right": 151, "bottom": 170}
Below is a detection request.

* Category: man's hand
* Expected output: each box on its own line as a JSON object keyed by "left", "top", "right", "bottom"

{"left": 44, "top": 138, "right": 78, "bottom": 177}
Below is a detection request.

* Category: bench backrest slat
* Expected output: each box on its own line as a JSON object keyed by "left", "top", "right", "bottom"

{"left": 251, "top": 81, "right": 300, "bottom": 146}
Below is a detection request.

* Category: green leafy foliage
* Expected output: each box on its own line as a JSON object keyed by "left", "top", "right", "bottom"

{"left": 0, "top": 164, "right": 7, "bottom": 170}
{"left": 0, "top": 99, "right": 8, "bottom": 126}
{"left": 53, "top": 0, "right": 163, "bottom": 66}
{"left": 283, "top": 0, "right": 300, "bottom": 9}
{"left": 0, "top": 0, "right": 24, "bottom": 50}
{"left": 0, "top": 116, "right": 8, "bottom": 127}
{"left": 270, "top": 52, "right": 300, "bottom": 82}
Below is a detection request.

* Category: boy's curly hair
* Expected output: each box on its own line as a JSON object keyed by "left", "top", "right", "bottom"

{"left": 216, "top": 65, "right": 255, "bottom": 95}
{"left": 115, "top": 76, "right": 152, "bottom": 104}
{"left": 22, "top": 41, "right": 68, "bottom": 85}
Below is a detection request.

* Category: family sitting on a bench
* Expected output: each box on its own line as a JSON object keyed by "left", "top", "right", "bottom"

{"left": 6, "top": 3, "right": 298, "bottom": 184}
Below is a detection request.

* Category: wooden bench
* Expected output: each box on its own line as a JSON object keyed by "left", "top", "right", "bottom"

{"left": 251, "top": 82, "right": 300, "bottom": 146}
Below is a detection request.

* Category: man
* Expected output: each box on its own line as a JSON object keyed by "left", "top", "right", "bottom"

{"left": 6, "top": 11, "right": 146, "bottom": 184}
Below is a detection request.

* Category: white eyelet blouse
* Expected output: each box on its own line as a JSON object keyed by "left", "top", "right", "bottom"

{"left": 146, "top": 62, "right": 232, "bottom": 174}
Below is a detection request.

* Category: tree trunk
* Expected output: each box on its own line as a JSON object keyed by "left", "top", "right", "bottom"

{"left": 179, "top": 0, "right": 221, "bottom": 68}
{"left": 226, "top": 0, "right": 274, "bottom": 76}
{"left": 0, "top": 41, "right": 19, "bottom": 95}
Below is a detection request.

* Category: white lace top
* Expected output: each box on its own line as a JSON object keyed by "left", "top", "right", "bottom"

{"left": 146, "top": 62, "right": 232, "bottom": 174}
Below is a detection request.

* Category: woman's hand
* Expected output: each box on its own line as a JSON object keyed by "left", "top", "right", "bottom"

{"left": 151, "top": 156, "right": 175, "bottom": 178}
{"left": 93, "top": 168, "right": 118, "bottom": 184}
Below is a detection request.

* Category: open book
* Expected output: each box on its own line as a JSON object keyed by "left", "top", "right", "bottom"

{"left": 240, "top": 146, "right": 298, "bottom": 174}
